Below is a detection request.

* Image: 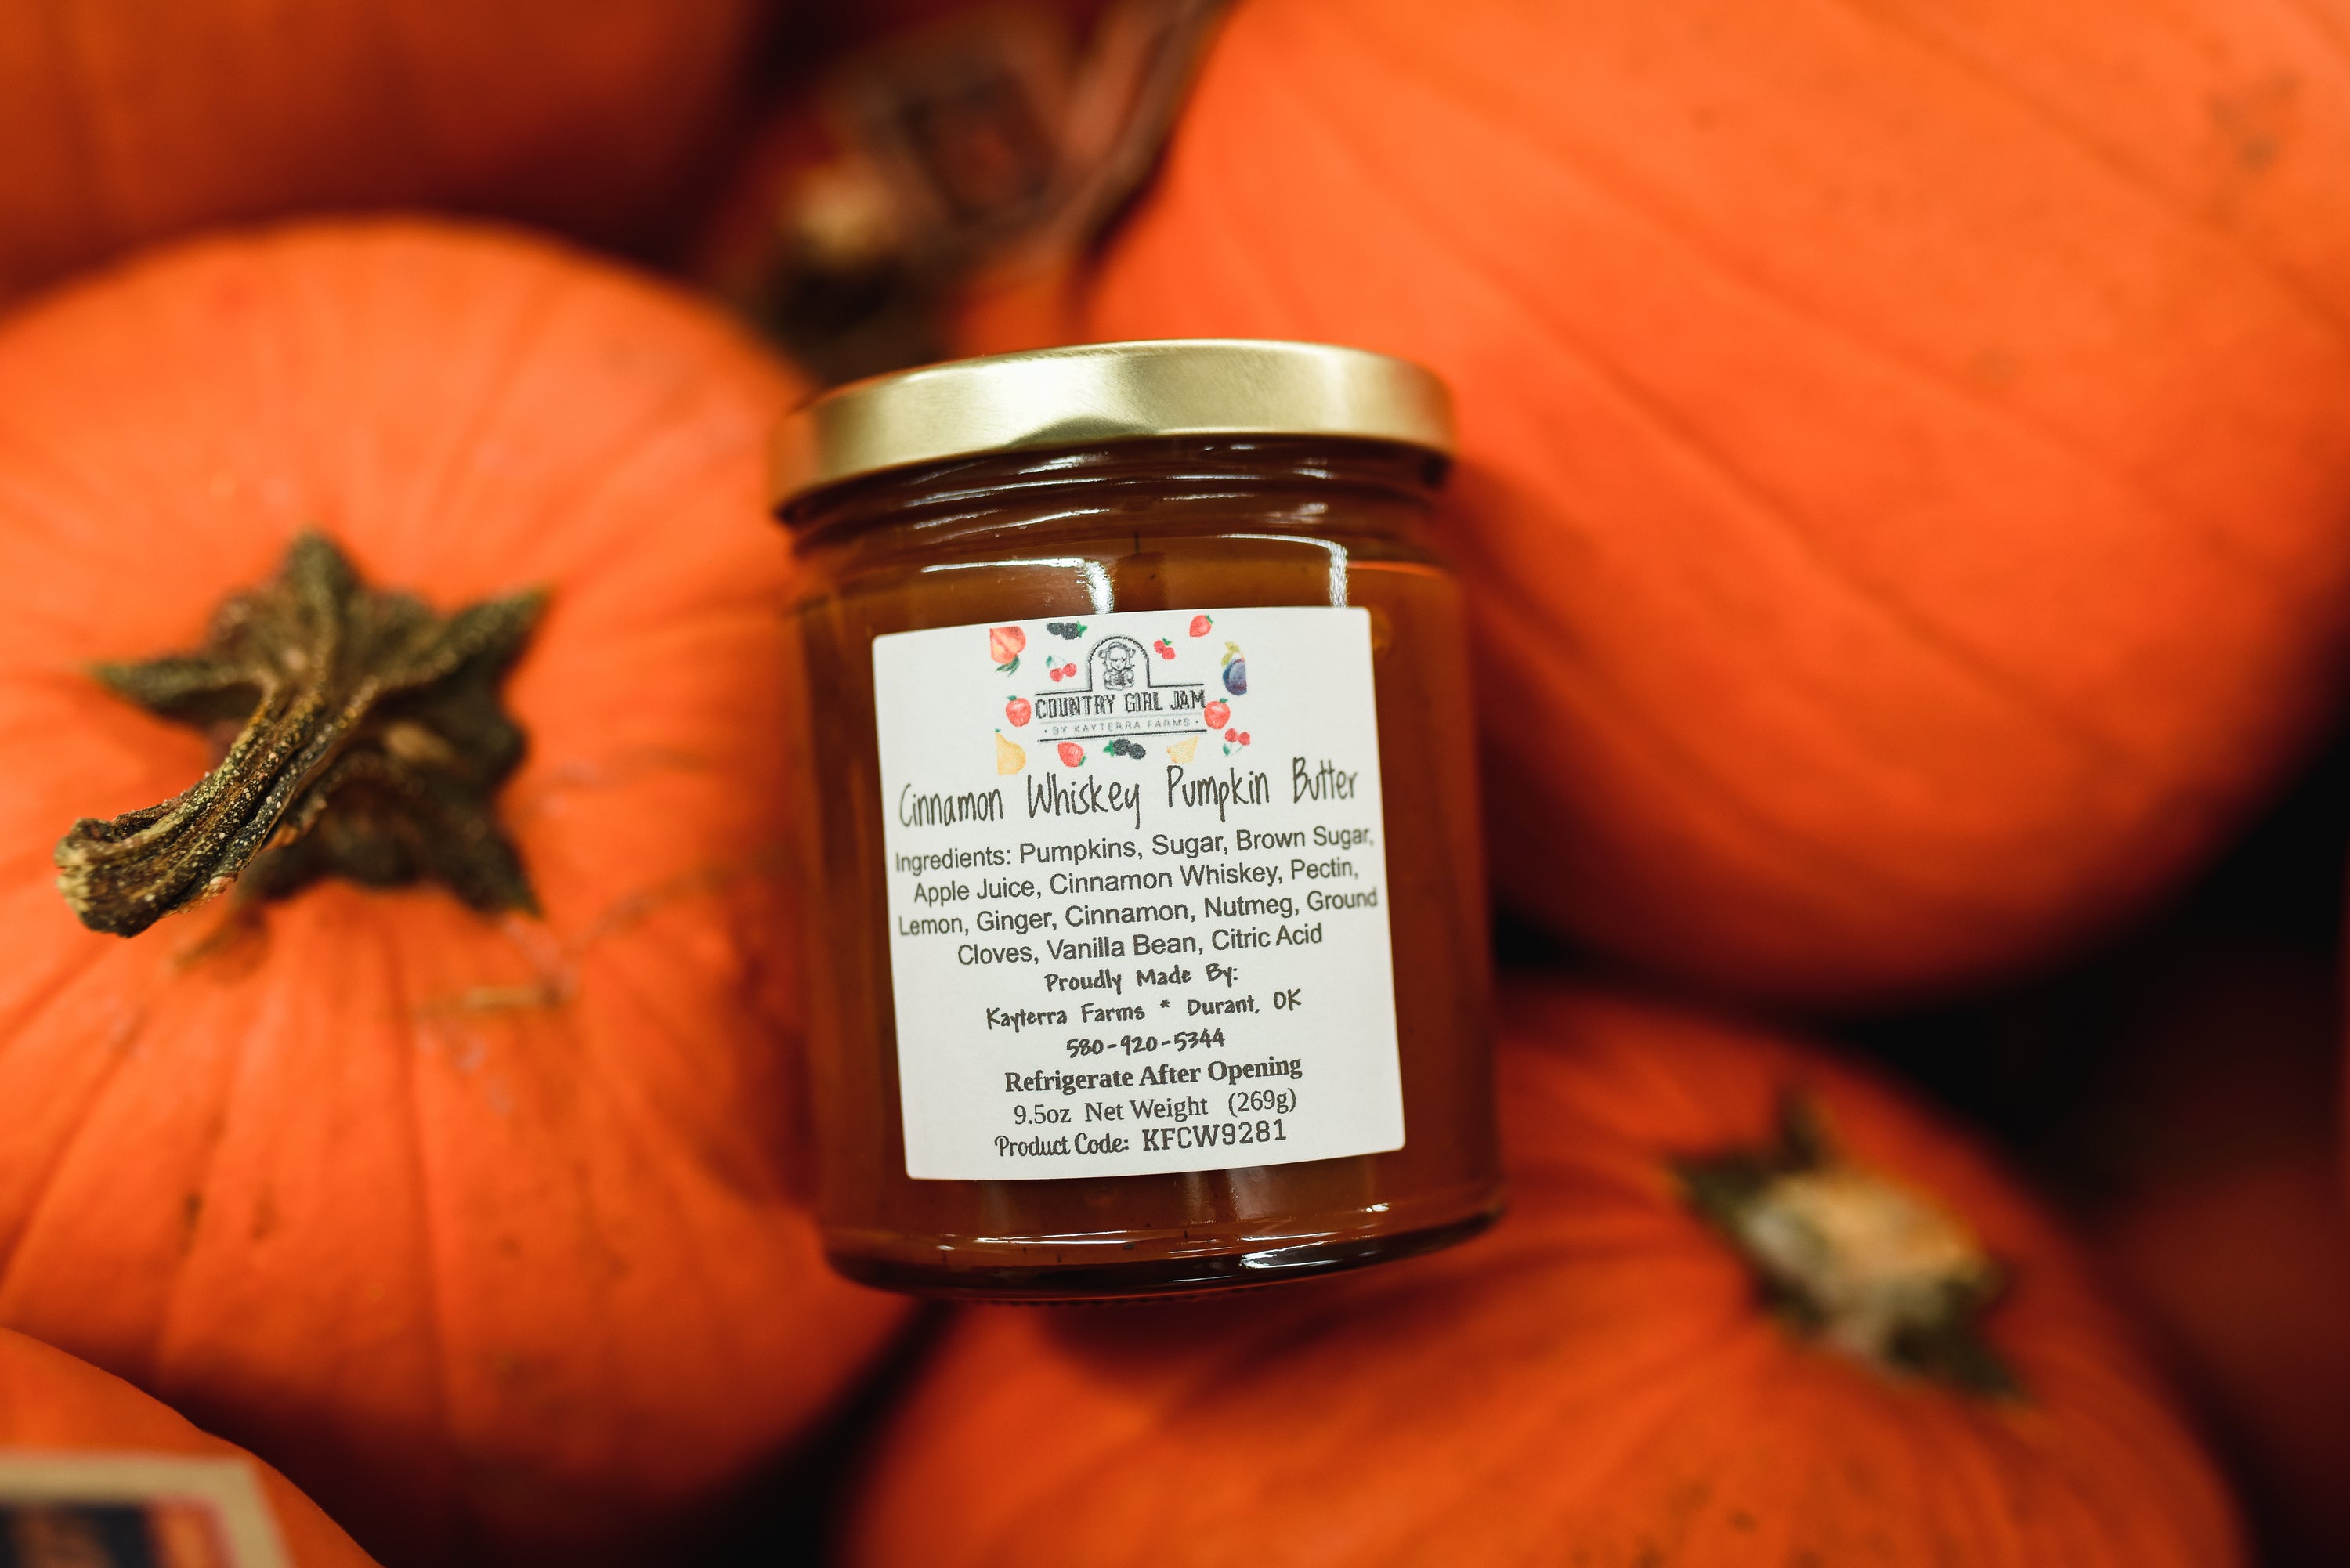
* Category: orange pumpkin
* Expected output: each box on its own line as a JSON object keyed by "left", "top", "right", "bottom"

{"left": 848, "top": 981, "right": 2243, "bottom": 1566}
{"left": 0, "top": 0, "right": 758, "bottom": 305}
{"left": 1084, "top": 0, "right": 2350, "bottom": 1005}
{"left": 0, "top": 220, "right": 909, "bottom": 1566}
{"left": 0, "top": 1324, "right": 376, "bottom": 1567}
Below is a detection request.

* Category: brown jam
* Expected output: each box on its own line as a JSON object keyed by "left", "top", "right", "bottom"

{"left": 774, "top": 344, "right": 1501, "bottom": 1299}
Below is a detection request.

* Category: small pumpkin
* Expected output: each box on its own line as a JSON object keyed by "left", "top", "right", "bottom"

{"left": 848, "top": 981, "right": 2243, "bottom": 1566}
{"left": 0, "top": 0, "right": 759, "bottom": 305}
{"left": 1084, "top": 0, "right": 2350, "bottom": 1005}
{"left": 0, "top": 1324, "right": 376, "bottom": 1567}
{"left": 0, "top": 220, "right": 909, "bottom": 1566}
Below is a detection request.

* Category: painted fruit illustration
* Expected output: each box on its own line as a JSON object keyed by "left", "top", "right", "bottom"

{"left": 1189, "top": 614, "right": 1213, "bottom": 637}
{"left": 990, "top": 625, "right": 1025, "bottom": 673}
{"left": 995, "top": 732, "right": 1025, "bottom": 775}
{"left": 1050, "top": 668, "right": 1065, "bottom": 682}
{"left": 1166, "top": 735, "right": 1200, "bottom": 765}
{"left": 1221, "top": 641, "right": 1247, "bottom": 695}
{"left": 1224, "top": 728, "right": 1238, "bottom": 742}
{"left": 1058, "top": 742, "right": 1086, "bottom": 767}
{"left": 1004, "top": 697, "right": 1032, "bottom": 727}
{"left": 1202, "top": 700, "right": 1231, "bottom": 728}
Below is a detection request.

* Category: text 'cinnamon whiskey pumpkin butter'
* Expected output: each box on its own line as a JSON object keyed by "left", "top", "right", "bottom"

{"left": 774, "top": 340, "right": 1502, "bottom": 1299}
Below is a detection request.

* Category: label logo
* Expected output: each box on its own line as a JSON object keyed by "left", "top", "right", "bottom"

{"left": 991, "top": 618, "right": 1256, "bottom": 768}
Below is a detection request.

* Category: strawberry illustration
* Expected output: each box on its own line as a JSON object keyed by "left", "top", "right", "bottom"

{"left": 1202, "top": 700, "right": 1230, "bottom": 728}
{"left": 1189, "top": 614, "right": 1213, "bottom": 637}
{"left": 989, "top": 624, "right": 1025, "bottom": 674}
{"left": 1004, "top": 696, "right": 1032, "bottom": 727}
{"left": 1058, "top": 742, "right": 1086, "bottom": 767}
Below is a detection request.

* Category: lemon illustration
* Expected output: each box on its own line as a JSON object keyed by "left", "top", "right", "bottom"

{"left": 996, "top": 731, "right": 1025, "bottom": 775}
{"left": 1166, "top": 735, "right": 1199, "bottom": 765}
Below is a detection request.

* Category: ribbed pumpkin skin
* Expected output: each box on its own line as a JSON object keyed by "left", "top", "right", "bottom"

{"left": 848, "top": 982, "right": 2243, "bottom": 1567}
{"left": 1086, "top": 0, "right": 2350, "bottom": 1006}
{"left": 0, "top": 0, "right": 757, "bottom": 304}
{"left": 0, "top": 222, "right": 909, "bottom": 1566}
{"left": 0, "top": 1326, "right": 378, "bottom": 1568}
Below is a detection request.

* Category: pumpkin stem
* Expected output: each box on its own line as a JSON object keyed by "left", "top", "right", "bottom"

{"left": 1676, "top": 1098, "right": 2019, "bottom": 1396}
{"left": 55, "top": 532, "right": 545, "bottom": 938}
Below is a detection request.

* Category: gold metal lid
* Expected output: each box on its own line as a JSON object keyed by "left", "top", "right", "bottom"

{"left": 769, "top": 338, "right": 1455, "bottom": 509}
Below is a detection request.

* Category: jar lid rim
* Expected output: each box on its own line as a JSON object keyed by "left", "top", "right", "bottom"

{"left": 769, "top": 338, "right": 1455, "bottom": 510}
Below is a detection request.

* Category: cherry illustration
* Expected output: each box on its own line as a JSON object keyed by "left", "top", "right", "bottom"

{"left": 1050, "top": 668, "right": 1065, "bottom": 682}
{"left": 1238, "top": 732, "right": 1251, "bottom": 745}
{"left": 1224, "top": 728, "right": 1238, "bottom": 742}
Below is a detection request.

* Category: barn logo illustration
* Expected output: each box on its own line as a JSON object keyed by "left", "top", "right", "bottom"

{"left": 989, "top": 616, "right": 1253, "bottom": 772}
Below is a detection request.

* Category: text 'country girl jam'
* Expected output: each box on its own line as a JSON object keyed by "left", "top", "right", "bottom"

{"left": 775, "top": 340, "right": 1502, "bottom": 1300}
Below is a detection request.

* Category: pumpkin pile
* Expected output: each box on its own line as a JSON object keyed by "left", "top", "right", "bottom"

{"left": 1085, "top": 0, "right": 2350, "bottom": 1006}
{"left": 848, "top": 983, "right": 2245, "bottom": 1567}
{"left": 0, "top": 222, "right": 909, "bottom": 1566}
{"left": 0, "top": 0, "right": 2346, "bottom": 1565}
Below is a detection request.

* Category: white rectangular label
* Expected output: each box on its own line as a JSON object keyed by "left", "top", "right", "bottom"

{"left": 872, "top": 606, "right": 1404, "bottom": 1180}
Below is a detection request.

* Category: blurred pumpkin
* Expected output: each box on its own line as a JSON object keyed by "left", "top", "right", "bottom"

{"left": 2101, "top": 1154, "right": 2350, "bottom": 1567}
{"left": 1085, "top": 0, "right": 2350, "bottom": 1006}
{"left": 2070, "top": 934, "right": 2350, "bottom": 1564}
{"left": 0, "top": 1325, "right": 377, "bottom": 1568}
{"left": 848, "top": 981, "right": 2243, "bottom": 1567}
{"left": 0, "top": 0, "right": 760, "bottom": 304}
{"left": 0, "top": 220, "right": 909, "bottom": 1566}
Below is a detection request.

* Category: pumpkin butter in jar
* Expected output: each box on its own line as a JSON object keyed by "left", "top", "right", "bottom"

{"left": 774, "top": 341, "right": 1501, "bottom": 1299}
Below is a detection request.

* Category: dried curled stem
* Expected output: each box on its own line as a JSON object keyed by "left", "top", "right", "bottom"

{"left": 56, "top": 533, "right": 545, "bottom": 937}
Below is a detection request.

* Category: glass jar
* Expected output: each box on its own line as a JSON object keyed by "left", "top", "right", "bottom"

{"left": 774, "top": 340, "right": 1501, "bottom": 1299}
